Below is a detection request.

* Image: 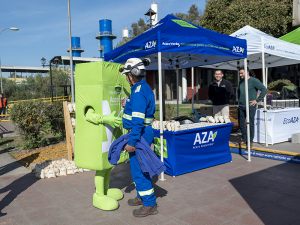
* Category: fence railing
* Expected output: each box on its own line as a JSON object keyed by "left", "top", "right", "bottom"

{"left": 8, "top": 96, "right": 70, "bottom": 105}
{"left": 0, "top": 96, "right": 70, "bottom": 122}
{"left": 271, "top": 99, "right": 299, "bottom": 108}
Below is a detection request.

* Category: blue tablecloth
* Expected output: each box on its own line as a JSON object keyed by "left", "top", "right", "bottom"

{"left": 153, "top": 123, "right": 233, "bottom": 176}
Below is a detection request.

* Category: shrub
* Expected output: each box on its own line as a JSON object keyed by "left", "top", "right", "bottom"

{"left": 268, "top": 79, "right": 296, "bottom": 91}
{"left": 44, "top": 102, "right": 65, "bottom": 139}
{"left": 11, "top": 101, "right": 65, "bottom": 149}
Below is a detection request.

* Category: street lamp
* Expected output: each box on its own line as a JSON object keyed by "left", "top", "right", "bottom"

{"left": 41, "top": 57, "right": 60, "bottom": 102}
{"left": 0, "top": 27, "right": 19, "bottom": 93}
{"left": 145, "top": 8, "right": 157, "bottom": 27}
{"left": 67, "top": 0, "right": 75, "bottom": 104}
{"left": 41, "top": 57, "right": 46, "bottom": 67}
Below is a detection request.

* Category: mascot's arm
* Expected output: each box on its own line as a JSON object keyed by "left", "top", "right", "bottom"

{"left": 85, "top": 107, "right": 122, "bottom": 128}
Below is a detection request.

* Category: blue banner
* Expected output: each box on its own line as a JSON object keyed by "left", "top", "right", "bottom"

{"left": 153, "top": 123, "right": 233, "bottom": 176}
{"left": 231, "top": 148, "right": 300, "bottom": 164}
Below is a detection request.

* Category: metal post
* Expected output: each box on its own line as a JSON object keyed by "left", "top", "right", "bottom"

{"left": 261, "top": 37, "right": 268, "bottom": 146}
{"left": 191, "top": 67, "right": 194, "bottom": 111}
{"left": 157, "top": 30, "right": 165, "bottom": 181}
{"left": 237, "top": 62, "right": 240, "bottom": 105}
{"left": 162, "top": 69, "right": 166, "bottom": 120}
{"left": 158, "top": 51, "right": 165, "bottom": 181}
{"left": 176, "top": 68, "right": 179, "bottom": 117}
{"left": 49, "top": 62, "right": 54, "bottom": 102}
{"left": 68, "top": 0, "right": 75, "bottom": 104}
{"left": 0, "top": 57, "right": 3, "bottom": 94}
{"left": 0, "top": 27, "right": 19, "bottom": 94}
{"left": 244, "top": 59, "right": 251, "bottom": 162}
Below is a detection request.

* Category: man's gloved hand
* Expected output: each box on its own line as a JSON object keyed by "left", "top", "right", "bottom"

{"left": 121, "top": 98, "right": 127, "bottom": 108}
{"left": 125, "top": 144, "right": 136, "bottom": 152}
{"left": 85, "top": 108, "right": 122, "bottom": 128}
{"left": 101, "top": 111, "right": 122, "bottom": 128}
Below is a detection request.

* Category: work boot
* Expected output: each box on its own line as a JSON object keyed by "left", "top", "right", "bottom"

{"left": 127, "top": 197, "right": 142, "bottom": 206}
{"left": 133, "top": 205, "right": 158, "bottom": 217}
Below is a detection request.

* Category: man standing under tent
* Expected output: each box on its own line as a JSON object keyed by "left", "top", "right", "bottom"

{"left": 120, "top": 58, "right": 158, "bottom": 217}
{"left": 208, "top": 70, "right": 234, "bottom": 118}
{"left": 238, "top": 67, "right": 267, "bottom": 147}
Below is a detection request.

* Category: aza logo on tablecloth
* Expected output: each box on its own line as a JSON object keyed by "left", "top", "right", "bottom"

{"left": 193, "top": 131, "right": 217, "bottom": 149}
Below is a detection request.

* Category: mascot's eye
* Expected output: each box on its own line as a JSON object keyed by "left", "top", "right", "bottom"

{"left": 115, "top": 85, "right": 122, "bottom": 94}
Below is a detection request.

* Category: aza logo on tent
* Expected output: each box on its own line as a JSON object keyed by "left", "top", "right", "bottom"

{"left": 264, "top": 44, "right": 275, "bottom": 50}
{"left": 193, "top": 131, "right": 218, "bottom": 146}
{"left": 234, "top": 32, "right": 248, "bottom": 38}
{"left": 145, "top": 40, "right": 157, "bottom": 50}
{"left": 232, "top": 46, "right": 245, "bottom": 54}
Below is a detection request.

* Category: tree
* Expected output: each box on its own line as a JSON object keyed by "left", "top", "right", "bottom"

{"left": 201, "top": 0, "right": 293, "bottom": 37}
{"left": 3, "top": 68, "right": 69, "bottom": 101}
{"left": 117, "top": 18, "right": 149, "bottom": 46}
{"left": 117, "top": 4, "right": 203, "bottom": 46}
{"left": 176, "top": 4, "right": 202, "bottom": 25}
{"left": 132, "top": 18, "right": 149, "bottom": 36}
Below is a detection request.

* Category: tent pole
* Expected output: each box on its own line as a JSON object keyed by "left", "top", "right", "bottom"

{"left": 176, "top": 68, "right": 179, "bottom": 117}
{"left": 235, "top": 67, "right": 240, "bottom": 104}
{"left": 237, "top": 61, "right": 240, "bottom": 105}
{"left": 265, "top": 66, "right": 269, "bottom": 146}
{"left": 266, "top": 67, "right": 268, "bottom": 89}
{"left": 162, "top": 70, "right": 166, "bottom": 120}
{"left": 261, "top": 38, "right": 268, "bottom": 147}
{"left": 244, "top": 59, "right": 251, "bottom": 162}
{"left": 158, "top": 51, "right": 165, "bottom": 181}
{"left": 191, "top": 67, "right": 195, "bottom": 111}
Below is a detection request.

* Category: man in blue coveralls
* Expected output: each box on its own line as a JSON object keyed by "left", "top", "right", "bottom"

{"left": 121, "top": 58, "right": 158, "bottom": 217}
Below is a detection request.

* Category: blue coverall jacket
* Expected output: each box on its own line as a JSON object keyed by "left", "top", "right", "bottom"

{"left": 121, "top": 79, "right": 158, "bottom": 206}
{"left": 122, "top": 79, "right": 155, "bottom": 146}
{"left": 108, "top": 134, "right": 166, "bottom": 178}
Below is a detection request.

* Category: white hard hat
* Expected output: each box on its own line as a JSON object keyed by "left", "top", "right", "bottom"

{"left": 121, "top": 58, "right": 146, "bottom": 76}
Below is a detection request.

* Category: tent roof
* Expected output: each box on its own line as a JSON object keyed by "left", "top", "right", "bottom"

{"left": 206, "top": 25, "right": 300, "bottom": 70}
{"left": 105, "top": 14, "right": 247, "bottom": 69}
{"left": 280, "top": 27, "right": 300, "bottom": 45}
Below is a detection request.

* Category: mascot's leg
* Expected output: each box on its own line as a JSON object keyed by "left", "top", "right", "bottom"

{"left": 105, "top": 167, "right": 124, "bottom": 201}
{"left": 93, "top": 169, "right": 118, "bottom": 211}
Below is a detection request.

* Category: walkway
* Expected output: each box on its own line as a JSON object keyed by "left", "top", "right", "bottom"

{"left": 1, "top": 154, "right": 299, "bottom": 225}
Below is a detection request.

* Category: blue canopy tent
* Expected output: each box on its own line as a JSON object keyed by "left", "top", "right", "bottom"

{"left": 105, "top": 14, "right": 247, "bottom": 69}
{"left": 105, "top": 14, "right": 250, "bottom": 178}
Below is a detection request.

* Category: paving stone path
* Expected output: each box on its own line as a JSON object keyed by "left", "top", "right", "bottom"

{"left": 1, "top": 154, "right": 300, "bottom": 225}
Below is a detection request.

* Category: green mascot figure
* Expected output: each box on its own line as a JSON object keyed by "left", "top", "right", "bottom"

{"left": 74, "top": 61, "right": 130, "bottom": 210}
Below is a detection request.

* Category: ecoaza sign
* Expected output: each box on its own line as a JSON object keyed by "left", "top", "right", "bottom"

{"left": 193, "top": 131, "right": 217, "bottom": 149}
{"left": 283, "top": 116, "right": 299, "bottom": 124}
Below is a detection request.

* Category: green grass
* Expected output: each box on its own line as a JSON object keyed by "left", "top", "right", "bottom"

{"left": 154, "top": 104, "right": 194, "bottom": 120}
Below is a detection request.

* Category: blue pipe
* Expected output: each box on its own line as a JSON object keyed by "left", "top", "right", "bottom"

{"left": 69, "top": 36, "right": 84, "bottom": 57}
{"left": 96, "top": 19, "right": 116, "bottom": 58}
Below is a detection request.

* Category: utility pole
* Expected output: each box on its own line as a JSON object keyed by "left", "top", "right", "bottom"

{"left": 293, "top": 0, "right": 300, "bottom": 26}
